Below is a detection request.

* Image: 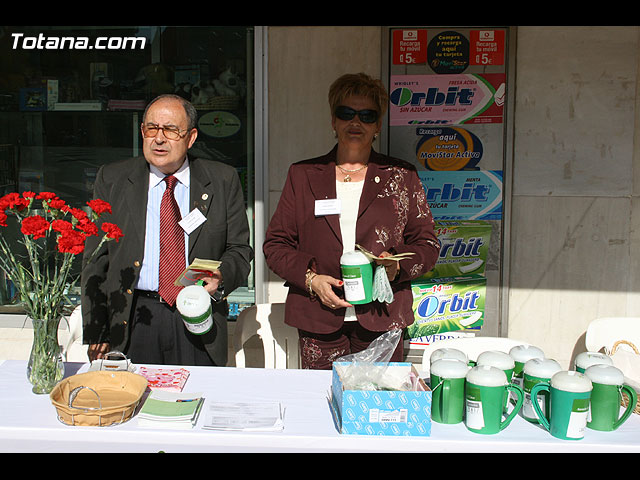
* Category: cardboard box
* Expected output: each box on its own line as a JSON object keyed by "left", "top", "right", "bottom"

{"left": 421, "top": 220, "right": 492, "bottom": 279}
{"left": 407, "top": 274, "right": 486, "bottom": 340}
{"left": 330, "top": 362, "right": 432, "bottom": 436}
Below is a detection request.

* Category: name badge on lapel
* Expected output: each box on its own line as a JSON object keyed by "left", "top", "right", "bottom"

{"left": 179, "top": 208, "right": 207, "bottom": 234}
{"left": 315, "top": 199, "right": 341, "bottom": 217}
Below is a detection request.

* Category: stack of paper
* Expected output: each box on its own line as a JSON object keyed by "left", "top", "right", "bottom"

{"left": 137, "top": 366, "right": 190, "bottom": 392}
{"left": 202, "top": 402, "right": 284, "bottom": 431}
{"left": 137, "top": 391, "right": 204, "bottom": 429}
{"left": 175, "top": 258, "right": 222, "bottom": 286}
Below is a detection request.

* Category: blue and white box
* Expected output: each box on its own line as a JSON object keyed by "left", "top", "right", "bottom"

{"left": 330, "top": 362, "right": 432, "bottom": 436}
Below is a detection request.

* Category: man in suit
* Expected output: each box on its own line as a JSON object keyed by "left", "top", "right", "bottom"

{"left": 81, "top": 94, "right": 253, "bottom": 366}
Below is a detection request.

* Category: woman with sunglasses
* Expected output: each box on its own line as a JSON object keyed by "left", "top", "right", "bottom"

{"left": 263, "top": 73, "right": 440, "bottom": 369}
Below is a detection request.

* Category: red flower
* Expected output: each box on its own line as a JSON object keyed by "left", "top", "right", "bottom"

{"left": 1, "top": 193, "right": 28, "bottom": 211}
{"left": 22, "top": 191, "right": 36, "bottom": 199}
{"left": 57, "top": 230, "right": 86, "bottom": 255}
{"left": 0, "top": 211, "right": 7, "bottom": 227}
{"left": 76, "top": 217, "right": 98, "bottom": 236}
{"left": 68, "top": 207, "right": 88, "bottom": 222}
{"left": 48, "top": 198, "right": 67, "bottom": 210}
{"left": 102, "top": 222, "right": 124, "bottom": 242}
{"left": 36, "top": 192, "right": 58, "bottom": 201}
{"left": 87, "top": 199, "right": 112, "bottom": 216}
{"left": 21, "top": 215, "right": 50, "bottom": 239}
{"left": 51, "top": 219, "right": 73, "bottom": 232}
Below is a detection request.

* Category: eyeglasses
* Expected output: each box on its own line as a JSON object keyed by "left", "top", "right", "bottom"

{"left": 141, "top": 124, "right": 191, "bottom": 141}
{"left": 334, "top": 106, "right": 379, "bottom": 124}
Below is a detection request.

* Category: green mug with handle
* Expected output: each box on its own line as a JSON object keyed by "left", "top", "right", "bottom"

{"left": 464, "top": 365, "right": 524, "bottom": 434}
{"left": 430, "top": 347, "right": 468, "bottom": 366}
{"left": 509, "top": 344, "right": 545, "bottom": 390}
{"left": 574, "top": 351, "right": 612, "bottom": 373}
{"left": 476, "top": 350, "right": 516, "bottom": 411}
{"left": 430, "top": 359, "right": 469, "bottom": 424}
{"left": 531, "top": 370, "right": 592, "bottom": 440}
{"left": 585, "top": 364, "right": 638, "bottom": 431}
{"left": 522, "top": 357, "right": 562, "bottom": 423}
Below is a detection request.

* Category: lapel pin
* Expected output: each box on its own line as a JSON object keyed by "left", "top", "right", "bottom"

{"left": 202, "top": 193, "right": 209, "bottom": 200}
{"left": 374, "top": 176, "right": 380, "bottom": 183}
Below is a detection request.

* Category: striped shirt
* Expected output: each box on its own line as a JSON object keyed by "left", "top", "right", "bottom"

{"left": 136, "top": 159, "right": 190, "bottom": 292}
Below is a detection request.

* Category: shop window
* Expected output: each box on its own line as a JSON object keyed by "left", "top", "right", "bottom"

{"left": 0, "top": 26, "right": 256, "bottom": 316}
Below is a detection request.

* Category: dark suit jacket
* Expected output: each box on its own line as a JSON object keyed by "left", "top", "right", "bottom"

{"left": 81, "top": 155, "right": 253, "bottom": 365}
{"left": 263, "top": 146, "right": 440, "bottom": 335}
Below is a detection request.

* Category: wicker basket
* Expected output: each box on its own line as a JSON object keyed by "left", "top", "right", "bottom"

{"left": 50, "top": 370, "right": 148, "bottom": 426}
{"left": 610, "top": 340, "right": 640, "bottom": 415}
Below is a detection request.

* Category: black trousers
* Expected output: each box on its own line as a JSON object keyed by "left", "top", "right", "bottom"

{"left": 126, "top": 292, "right": 216, "bottom": 366}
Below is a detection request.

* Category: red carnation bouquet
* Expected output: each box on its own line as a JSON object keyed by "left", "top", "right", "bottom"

{"left": 0, "top": 191, "right": 123, "bottom": 393}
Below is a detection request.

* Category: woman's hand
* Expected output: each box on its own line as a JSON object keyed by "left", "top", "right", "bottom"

{"left": 375, "top": 251, "right": 400, "bottom": 281}
{"left": 310, "top": 274, "right": 352, "bottom": 310}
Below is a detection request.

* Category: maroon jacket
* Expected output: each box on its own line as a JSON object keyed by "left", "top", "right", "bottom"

{"left": 263, "top": 146, "right": 440, "bottom": 335}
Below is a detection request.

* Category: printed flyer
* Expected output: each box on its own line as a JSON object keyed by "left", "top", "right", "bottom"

{"left": 418, "top": 170, "right": 503, "bottom": 220}
{"left": 389, "top": 73, "right": 505, "bottom": 126}
{"left": 414, "top": 126, "right": 483, "bottom": 170}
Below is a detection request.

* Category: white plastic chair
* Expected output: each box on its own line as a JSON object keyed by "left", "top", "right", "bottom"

{"left": 233, "top": 303, "right": 300, "bottom": 369}
{"left": 585, "top": 317, "right": 640, "bottom": 354}
{"left": 420, "top": 336, "right": 531, "bottom": 377}
{"left": 62, "top": 305, "right": 89, "bottom": 363}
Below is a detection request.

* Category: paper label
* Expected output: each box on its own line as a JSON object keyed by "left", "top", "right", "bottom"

{"left": 314, "top": 199, "right": 341, "bottom": 216}
{"left": 179, "top": 208, "right": 207, "bottom": 234}
{"left": 369, "top": 408, "right": 408, "bottom": 423}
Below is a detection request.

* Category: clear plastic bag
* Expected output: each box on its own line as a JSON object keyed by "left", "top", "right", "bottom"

{"left": 372, "top": 265, "right": 394, "bottom": 303}
{"left": 335, "top": 329, "right": 413, "bottom": 391}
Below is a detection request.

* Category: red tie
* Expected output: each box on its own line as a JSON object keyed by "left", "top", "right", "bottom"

{"left": 158, "top": 175, "right": 185, "bottom": 306}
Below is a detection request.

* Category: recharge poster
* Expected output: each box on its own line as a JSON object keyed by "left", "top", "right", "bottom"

{"left": 418, "top": 170, "right": 503, "bottom": 220}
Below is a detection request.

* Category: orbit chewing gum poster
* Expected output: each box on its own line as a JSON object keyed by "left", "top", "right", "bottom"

{"left": 407, "top": 274, "right": 486, "bottom": 341}
{"left": 421, "top": 220, "right": 492, "bottom": 279}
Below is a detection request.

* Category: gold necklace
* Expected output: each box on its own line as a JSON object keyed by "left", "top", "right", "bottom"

{"left": 337, "top": 163, "right": 367, "bottom": 182}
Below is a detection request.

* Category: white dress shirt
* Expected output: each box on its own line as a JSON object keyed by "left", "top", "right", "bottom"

{"left": 136, "top": 158, "right": 190, "bottom": 291}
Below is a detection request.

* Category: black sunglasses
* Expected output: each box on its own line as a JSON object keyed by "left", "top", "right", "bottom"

{"left": 335, "top": 105, "right": 379, "bottom": 124}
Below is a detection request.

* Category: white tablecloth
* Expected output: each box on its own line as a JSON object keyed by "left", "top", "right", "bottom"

{"left": 1, "top": 359, "right": 639, "bottom": 452}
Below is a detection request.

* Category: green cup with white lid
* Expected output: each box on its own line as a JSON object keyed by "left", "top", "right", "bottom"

{"left": 477, "top": 350, "right": 516, "bottom": 411}
{"left": 509, "top": 344, "right": 545, "bottom": 389}
{"left": 531, "top": 370, "right": 592, "bottom": 440}
{"left": 430, "top": 359, "right": 469, "bottom": 424}
{"left": 340, "top": 251, "right": 374, "bottom": 305}
{"left": 574, "top": 351, "right": 613, "bottom": 373}
{"left": 430, "top": 347, "right": 468, "bottom": 366}
{"left": 585, "top": 364, "right": 638, "bottom": 431}
{"left": 464, "top": 365, "right": 524, "bottom": 434}
{"left": 522, "top": 358, "right": 562, "bottom": 422}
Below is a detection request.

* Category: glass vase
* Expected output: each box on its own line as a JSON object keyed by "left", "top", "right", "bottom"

{"left": 26, "top": 317, "right": 65, "bottom": 394}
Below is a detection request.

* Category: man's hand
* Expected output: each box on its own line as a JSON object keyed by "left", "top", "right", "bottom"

{"left": 199, "top": 270, "right": 223, "bottom": 295}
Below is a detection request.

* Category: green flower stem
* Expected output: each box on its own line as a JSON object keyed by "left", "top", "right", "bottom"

{"left": 27, "top": 317, "right": 64, "bottom": 394}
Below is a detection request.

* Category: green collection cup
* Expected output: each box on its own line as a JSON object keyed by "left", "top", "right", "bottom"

{"left": 522, "top": 358, "right": 562, "bottom": 423}
{"left": 584, "top": 364, "right": 638, "bottom": 432}
{"left": 531, "top": 370, "right": 592, "bottom": 440}
{"left": 509, "top": 344, "right": 545, "bottom": 391}
{"left": 430, "top": 359, "right": 470, "bottom": 424}
{"left": 476, "top": 350, "right": 516, "bottom": 411}
{"left": 430, "top": 347, "right": 468, "bottom": 366}
{"left": 464, "top": 365, "right": 524, "bottom": 435}
{"left": 574, "top": 351, "right": 613, "bottom": 373}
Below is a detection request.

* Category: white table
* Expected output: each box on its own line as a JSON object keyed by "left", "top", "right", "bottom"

{"left": 1, "top": 359, "right": 639, "bottom": 452}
